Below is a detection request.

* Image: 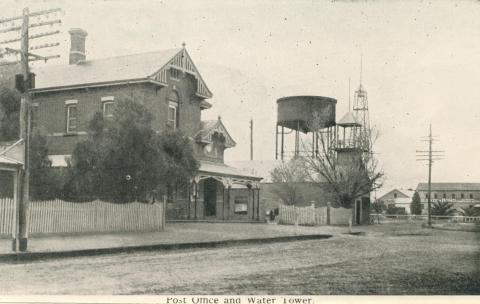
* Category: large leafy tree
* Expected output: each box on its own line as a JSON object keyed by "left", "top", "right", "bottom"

{"left": 65, "top": 97, "right": 199, "bottom": 202}
{"left": 270, "top": 158, "right": 308, "bottom": 205}
{"left": 410, "top": 191, "right": 422, "bottom": 215}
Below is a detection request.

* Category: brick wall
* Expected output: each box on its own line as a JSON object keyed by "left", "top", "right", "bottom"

{"left": 32, "top": 74, "right": 205, "bottom": 156}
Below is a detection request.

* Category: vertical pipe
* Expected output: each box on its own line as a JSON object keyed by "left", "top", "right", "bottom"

{"left": 281, "top": 126, "right": 285, "bottom": 160}
{"left": 187, "top": 183, "right": 191, "bottom": 220}
{"left": 256, "top": 188, "right": 260, "bottom": 221}
{"left": 194, "top": 181, "right": 198, "bottom": 220}
{"left": 275, "top": 124, "right": 278, "bottom": 160}
{"left": 252, "top": 187, "right": 255, "bottom": 221}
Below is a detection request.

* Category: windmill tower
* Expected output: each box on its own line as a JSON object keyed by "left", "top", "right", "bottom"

{"left": 352, "top": 56, "right": 372, "bottom": 153}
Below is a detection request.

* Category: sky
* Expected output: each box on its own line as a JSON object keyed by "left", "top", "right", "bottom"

{"left": 2, "top": 0, "right": 480, "bottom": 194}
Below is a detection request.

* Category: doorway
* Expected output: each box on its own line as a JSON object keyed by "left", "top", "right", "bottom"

{"left": 204, "top": 178, "right": 217, "bottom": 217}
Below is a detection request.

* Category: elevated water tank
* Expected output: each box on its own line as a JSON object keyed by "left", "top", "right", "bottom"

{"left": 277, "top": 95, "right": 336, "bottom": 133}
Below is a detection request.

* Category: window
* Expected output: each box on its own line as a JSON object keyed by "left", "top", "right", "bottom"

{"left": 30, "top": 103, "right": 39, "bottom": 132}
{"left": 470, "top": 194, "right": 474, "bottom": 199}
{"left": 167, "top": 91, "right": 179, "bottom": 130}
{"left": 452, "top": 193, "right": 456, "bottom": 199}
{"left": 434, "top": 193, "right": 438, "bottom": 199}
{"left": 393, "top": 193, "right": 397, "bottom": 199}
{"left": 461, "top": 193, "right": 464, "bottom": 199}
{"left": 443, "top": 193, "right": 446, "bottom": 199}
{"left": 425, "top": 194, "right": 429, "bottom": 199}
{"left": 170, "top": 68, "right": 181, "bottom": 80}
{"left": 65, "top": 101, "right": 78, "bottom": 134}
{"left": 101, "top": 96, "right": 115, "bottom": 119}
{"left": 103, "top": 101, "right": 115, "bottom": 119}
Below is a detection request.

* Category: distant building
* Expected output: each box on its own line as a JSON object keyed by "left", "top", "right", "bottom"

{"left": 415, "top": 183, "right": 480, "bottom": 213}
{"left": 377, "top": 189, "right": 411, "bottom": 214}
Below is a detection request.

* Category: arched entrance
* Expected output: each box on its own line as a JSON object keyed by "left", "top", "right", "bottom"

{"left": 204, "top": 177, "right": 218, "bottom": 217}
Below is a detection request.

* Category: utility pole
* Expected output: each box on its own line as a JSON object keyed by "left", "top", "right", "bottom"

{"left": 416, "top": 124, "right": 444, "bottom": 227}
{"left": 0, "top": 7, "right": 62, "bottom": 251}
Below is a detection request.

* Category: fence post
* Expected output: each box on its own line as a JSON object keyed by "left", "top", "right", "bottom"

{"left": 326, "top": 202, "right": 331, "bottom": 225}
{"left": 162, "top": 195, "right": 166, "bottom": 231}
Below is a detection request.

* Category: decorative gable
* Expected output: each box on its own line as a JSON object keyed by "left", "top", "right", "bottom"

{"left": 151, "top": 48, "right": 213, "bottom": 99}
{"left": 195, "top": 118, "right": 236, "bottom": 149}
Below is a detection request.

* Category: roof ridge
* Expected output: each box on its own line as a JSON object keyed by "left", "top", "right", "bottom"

{"left": 33, "top": 48, "right": 182, "bottom": 69}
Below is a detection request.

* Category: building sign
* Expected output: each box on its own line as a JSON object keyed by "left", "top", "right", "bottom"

{"left": 234, "top": 196, "right": 248, "bottom": 214}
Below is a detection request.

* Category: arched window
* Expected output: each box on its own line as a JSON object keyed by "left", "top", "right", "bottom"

{"left": 167, "top": 91, "right": 179, "bottom": 130}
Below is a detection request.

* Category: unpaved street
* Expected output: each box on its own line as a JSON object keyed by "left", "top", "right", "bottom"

{"left": 0, "top": 224, "right": 479, "bottom": 294}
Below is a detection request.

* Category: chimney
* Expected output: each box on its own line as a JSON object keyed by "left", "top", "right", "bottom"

{"left": 68, "top": 28, "right": 88, "bottom": 64}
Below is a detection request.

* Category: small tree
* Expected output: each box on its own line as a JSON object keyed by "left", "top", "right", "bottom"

{"left": 270, "top": 158, "right": 308, "bottom": 205}
{"left": 431, "top": 201, "right": 456, "bottom": 216}
{"left": 459, "top": 205, "right": 479, "bottom": 217}
{"left": 371, "top": 200, "right": 386, "bottom": 214}
{"left": 29, "top": 132, "right": 58, "bottom": 200}
{"left": 0, "top": 87, "right": 20, "bottom": 141}
{"left": 301, "top": 114, "right": 384, "bottom": 209}
{"left": 410, "top": 191, "right": 422, "bottom": 215}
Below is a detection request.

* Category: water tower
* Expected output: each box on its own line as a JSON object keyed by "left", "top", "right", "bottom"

{"left": 275, "top": 95, "right": 337, "bottom": 160}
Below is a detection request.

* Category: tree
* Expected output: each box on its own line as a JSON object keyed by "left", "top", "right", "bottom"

{"left": 301, "top": 115, "right": 384, "bottom": 209}
{"left": 410, "top": 191, "right": 422, "bottom": 215}
{"left": 270, "top": 158, "right": 308, "bottom": 205}
{"left": 29, "top": 132, "right": 60, "bottom": 200}
{"left": 0, "top": 87, "right": 20, "bottom": 141}
{"left": 65, "top": 96, "right": 199, "bottom": 202}
{"left": 371, "top": 200, "right": 386, "bottom": 214}
{"left": 431, "top": 201, "right": 456, "bottom": 216}
{"left": 459, "top": 205, "right": 479, "bottom": 217}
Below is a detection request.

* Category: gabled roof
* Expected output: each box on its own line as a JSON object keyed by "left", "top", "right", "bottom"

{"left": 195, "top": 118, "right": 236, "bottom": 148}
{"left": 31, "top": 47, "right": 213, "bottom": 98}
{"left": 377, "top": 189, "right": 409, "bottom": 201}
{"left": 416, "top": 183, "right": 480, "bottom": 192}
{"left": 337, "top": 111, "right": 362, "bottom": 127}
{"left": 0, "top": 139, "right": 23, "bottom": 168}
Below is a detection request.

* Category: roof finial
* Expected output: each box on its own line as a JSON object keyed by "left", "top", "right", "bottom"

{"left": 182, "top": 42, "right": 186, "bottom": 49}
{"left": 218, "top": 115, "right": 221, "bottom": 121}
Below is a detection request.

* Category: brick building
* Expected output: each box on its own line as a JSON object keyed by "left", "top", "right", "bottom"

{"left": 29, "top": 28, "right": 262, "bottom": 221}
{"left": 416, "top": 183, "right": 480, "bottom": 213}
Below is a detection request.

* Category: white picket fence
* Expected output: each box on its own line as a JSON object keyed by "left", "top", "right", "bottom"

{"left": 369, "top": 214, "right": 480, "bottom": 224}
{"left": 278, "top": 204, "right": 351, "bottom": 226}
{"left": 0, "top": 198, "right": 15, "bottom": 235}
{"left": 0, "top": 198, "right": 165, "bottom": 235}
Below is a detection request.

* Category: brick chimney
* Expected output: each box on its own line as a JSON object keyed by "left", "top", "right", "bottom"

{"left": 68, "top": 28, "right": 88, "bottom": 64}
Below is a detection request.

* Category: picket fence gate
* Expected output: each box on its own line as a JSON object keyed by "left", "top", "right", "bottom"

{"left": 0, "top": 198, "right": 165, "bottom": 236}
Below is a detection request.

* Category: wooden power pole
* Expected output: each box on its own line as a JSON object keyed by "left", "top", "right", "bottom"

{"left": 0, "top": 7, "right": 62, "bottom": 251}
{"left": 416, "top": 124, "right": 444, "bottom": 227}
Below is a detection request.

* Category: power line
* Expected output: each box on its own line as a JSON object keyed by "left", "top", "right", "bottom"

{"left": 0, "top": 6, "right": 63, "bottom": 252}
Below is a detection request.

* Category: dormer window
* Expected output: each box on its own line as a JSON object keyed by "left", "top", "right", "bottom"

{"left": 167, "top": 91, "right": 179, "bottom": 130}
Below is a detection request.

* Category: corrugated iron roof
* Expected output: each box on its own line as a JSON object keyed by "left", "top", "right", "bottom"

{"left": 199, "top": 160, "right": 261, "bottom": 180}
{"left": 337, "top": 111, "right": 362, "bottom": 127}
{"left": 32, "top": 48, "right": 181, "bottom": 90}
{"left": 416, "top": 183, "right": 480, "bottom": 191}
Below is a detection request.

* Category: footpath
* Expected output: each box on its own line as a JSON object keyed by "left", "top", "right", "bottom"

{"left": 0, "top": 222, "right": 346, "bottom": 262}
